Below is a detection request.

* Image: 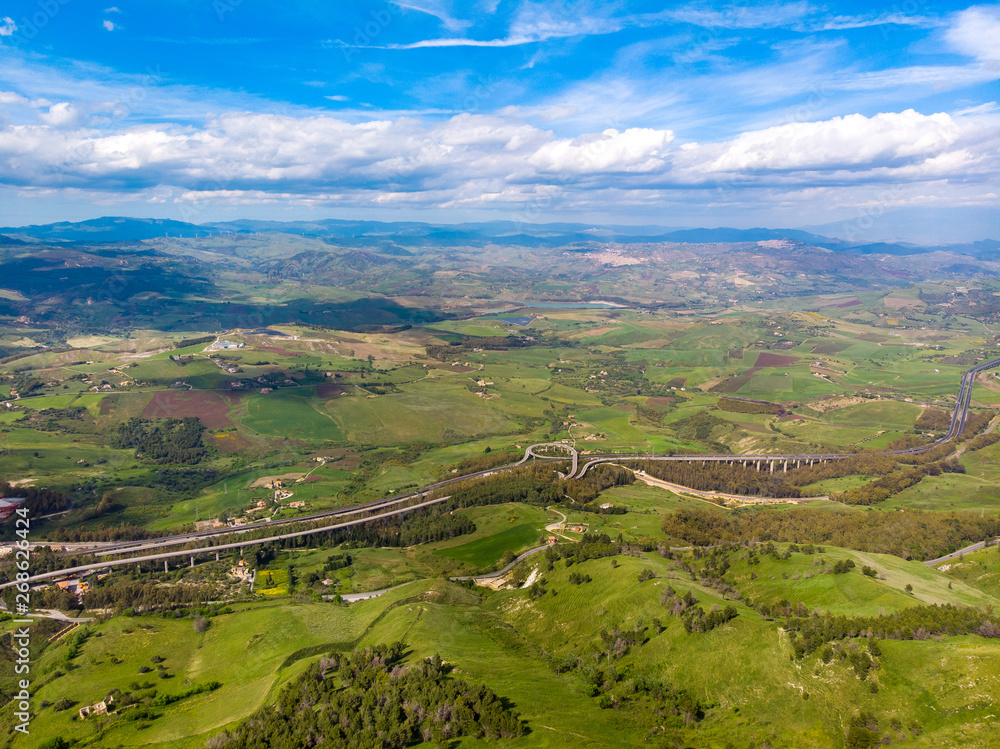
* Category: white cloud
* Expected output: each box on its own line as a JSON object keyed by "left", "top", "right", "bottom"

{"left": 104, "top": 6, "right": 121, "bottom": 12}
{"left": 396, "top": 2, "right": 471, "bottom": 33}
{"left": 946, "top": 5, "right": 1000, "bottom": 63}
{"left": 0, "top": 105, "right": 995, "bottom": 218}
{"left": 325, "top": 95, "right": 350, "bottom": 102}
{"left": 661, "top": 2, "right": 813, "bottom": 30}
{"left": 530, "top": 128, "right": 675, "bottom": 173}
{"left": 0, "top": 91, "right": 28, "bottom": 105}
{"left": 695, "top": 110, "right": 961, "bottom": 175}
{"left": 38, "top": 102, "right": 81, "bottom": 127}
{"left": 368, "top": 2, "right": 629, "bottom": 49}
{"left": 816, "top": 12, "right": 941, "bottom": 31}
{"left": 0, "top": 16, "right": 16, "bottom": 37}
{"left": 103, "top": 20, "right": 118, "bottom": 32}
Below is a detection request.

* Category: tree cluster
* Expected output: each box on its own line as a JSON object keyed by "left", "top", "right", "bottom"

{"left": 784, "top": 603, "right": 1000, "bottom": 660}
{"left": 172, "top": 335, "right": 216, "bottom": 349}
{"left": 831, "top": 459, "right": 964, "bottom": 505}
{"left": 297, "top": 506, "right": 476, "bottom": 551}
{"left": 427, "top": 335, "right": 532, "bottom": 361}
{"left": 107, "top": 417, "right": 208, "bottom": 464}
{"left": 915, "top": 408, "right": 951, "bottom": 431}
{"left": 213, "top": 643, "right": 524, "bottom": 748}
{"left": 443, "top": 466, "right": 563, "bottom": 509}
{"left": 659, "top": 506, "right": 1000, "bottom": 560}
{"left": 660, "top": 585, "right": 738, "bottom": 634}
{"left": 563, "top": 464, "right": 635, "bottom": 504}
{"left": 448, "top": 450, "right": 521, "bottom": 476}
{"left": 630, "top": 459, "right": 801, "bottom": 498}
{"left": 716, "top": 397, "right": 785, "bottom": 416}
{"left": 0, "top": 481, "right": 70, "bottom": 517}
{"left": 547, "top": 533, "right": 620, "bottom": 567}
{"left": 83, "top": 580, "right": 219, "bottom": 614}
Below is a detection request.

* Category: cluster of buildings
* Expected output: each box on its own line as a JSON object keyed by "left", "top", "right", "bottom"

{"left": 207, "top": 340, "right": 245, "bottom": 351}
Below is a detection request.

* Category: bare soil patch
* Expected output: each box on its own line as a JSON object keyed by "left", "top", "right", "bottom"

{"left": 99, "top": 395, "right": 117, "bottom": 415}
{"left": 717, "top": 371, "right": 755, "bottom": 393}
{"left": 249, "top": 473, "right": 305, "bottom": 489}
{"left": 142, "top": 391, "right": 234, "bottom": 429}
{"left": 754, "top": 353, "right": 799, "bottom": 368}
{"left": 645, "top": 397, "right": 676, "bottom": 407}
{"left": 714, "top": 353, "right": 798, "bottom": 393}
{"left": 571, "top": 326, "right": 622, "bottom": 339}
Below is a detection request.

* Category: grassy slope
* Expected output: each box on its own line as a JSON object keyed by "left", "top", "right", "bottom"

{"left": 486, "top": 552, "right": 1000, "bottom": 748}
{"left": 9, "top": 585, "right": 434, "bottom": 749}
{"left": 939, "top": 544, "right": 1000, "bottom": 598}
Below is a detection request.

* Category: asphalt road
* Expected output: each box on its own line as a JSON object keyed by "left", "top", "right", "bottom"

{"left": 924, "top": 538, "right": 998, "bottom": 566}
{"left": 0, "top": 495, "right": 452, "bottom": 590}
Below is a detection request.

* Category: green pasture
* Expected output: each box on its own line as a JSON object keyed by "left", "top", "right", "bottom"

{"left": 0, "top": 429, "right": 133, "bottom": 483}
{"left": 324, "top": 380, "right": 512, "bottom": 444}
{"left": 352, "top": 584, "right": 652, "bottom": 748}
{"left": 434, "top": 523, "right": 544, "bottom": 568}
{"left": 11, "top": 392, "right": 106, "bottom": 411}
{"left": 882, "top": 475, "right": 1000, "bottom": 511}
{"left": 939, "top": 544, "right": 1000, "bottom": 598}
{"left": 241, "top": 388, "right": 346, "bottom": 441}
{"left": 727, "top": 545, "right": 999, "bottom": 616}
{"left": 580, "top": 482, "right": 717, "bottom": 537}
{"left": 16, "top": 590, "right": 430, "bottom": 749}
{"left": 427, "top": 504, "right": 551, "bottom": 568}
{"left": 821, "top": 399, "right": 922, "bottom": 429}
{"left": 800, "top": 474, "right": 872, "bottom": 495}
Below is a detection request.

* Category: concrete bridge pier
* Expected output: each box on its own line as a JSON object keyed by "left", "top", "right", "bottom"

{"left": 769, "top": 460, "right": 775, "bottom": 473}
{"left": 190, "top": 556, "right": 195, "bottom": 568}
{"left": 783, "top": 460, "right": 788, "bottom": 473}
{"left": 215, "top": 552, "right": 220, "bottom": 562}
{"left": 164, "top": 560, "right": 168, "bottom": 573}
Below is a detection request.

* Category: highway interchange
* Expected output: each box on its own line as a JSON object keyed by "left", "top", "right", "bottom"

{"left": 2, "top": 355, "right": 999, "bottom": 591}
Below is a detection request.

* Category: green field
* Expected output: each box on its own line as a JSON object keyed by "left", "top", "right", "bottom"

{"left": 939, "top": 544, "right": 1000, "bottom": 598}
{"left": 434, "top": 522, "right": 544, "bottom": 567}
{"left": 242, "top": 389, "right": 347, "bottom": 441}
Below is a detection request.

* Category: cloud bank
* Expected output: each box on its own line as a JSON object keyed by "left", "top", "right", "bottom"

{"left": 0, "top": 98, "right": 994, "bottom": 216}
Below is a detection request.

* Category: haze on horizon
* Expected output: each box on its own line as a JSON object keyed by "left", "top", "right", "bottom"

{"left": 0, "top": 1, "right": 998, "bottom": 241}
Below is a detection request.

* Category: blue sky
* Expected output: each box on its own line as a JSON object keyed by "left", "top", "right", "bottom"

{"left": 0, "top": 1, "right": 997, "bottom": 234}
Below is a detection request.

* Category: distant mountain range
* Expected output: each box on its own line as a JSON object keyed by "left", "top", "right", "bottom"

{"left": 0, "top": 216, "right": 997, "bottom": 258}
{"left": 803, "top": 206, "right": 999, "bottom": 245}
